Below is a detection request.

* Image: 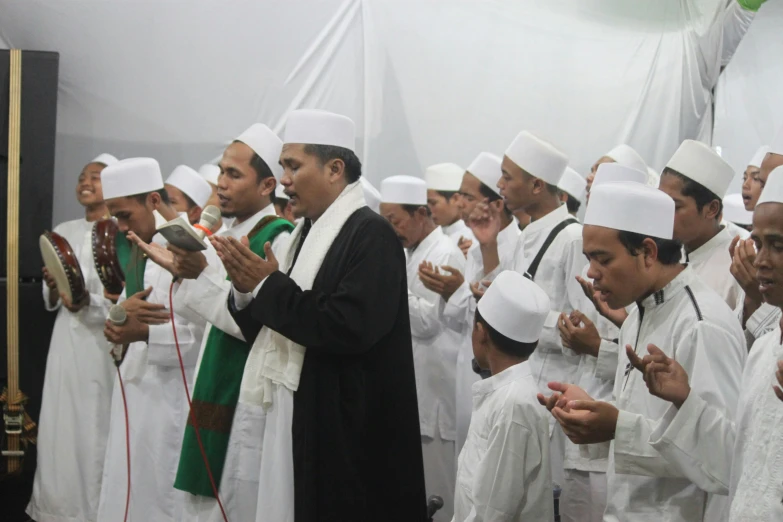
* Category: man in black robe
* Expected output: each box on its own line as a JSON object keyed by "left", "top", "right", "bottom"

{"left": 212, "top": 109, "right": 427, "bottom": 522}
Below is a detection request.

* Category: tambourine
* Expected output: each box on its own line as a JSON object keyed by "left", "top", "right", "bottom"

{"left": 39, "top": 231, "right": 88, "bottom": 304}
{"left": 92, "top": 219, "right": 126, "bottom": 295}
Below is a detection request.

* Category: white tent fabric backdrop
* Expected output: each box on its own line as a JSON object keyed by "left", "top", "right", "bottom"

{"left": 0, "top": 0, "right": 778, "bottom": 224}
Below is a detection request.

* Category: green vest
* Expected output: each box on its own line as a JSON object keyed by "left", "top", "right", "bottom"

{"left": 174, "top": 217, "right": 294, "bottom": 497}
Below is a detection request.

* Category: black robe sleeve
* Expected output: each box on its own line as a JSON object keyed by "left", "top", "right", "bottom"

{"left": 241, "top": 216, "right": 403, "bottom": 354}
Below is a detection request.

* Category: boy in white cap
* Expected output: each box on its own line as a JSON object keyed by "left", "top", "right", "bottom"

{"left": 557, "top": 167, "right": 587, "bottom": 217}
{"left": 380, "top": 174, "right": 465, "bottom": 521}
{"left": 471, "top": 130, "right": 589, "bottom": 490}
{"left": 733, "top": 127, "right": 783, "bottom": 345}
{"left": 425, "top": 162, "right": 475, "bottom": 254}
{"left": 555, "top": 162, "right": 648, "bottom": 522}
{"left": 26, "top": 153, "right": 119, "bottom": 522}
{"left": 127, "top": 124, "right": 294, "bottom": 522}
{"left": 418, "top": 152, "right": 520, "bottom": 455}
{"left": 739, "top": 145, "right": 770, "bottom": 212}
{"left": 165, "top": 164, "right": 213, "bottom": 224}
{"left": 95, "top": 157, "right": 208, "bottom": 522}
{"left": 723, "top": 193, "right": 753, "bottom": 232}
{"left": 452, "top": 270, "right": 554, "bottom": 522}
{"left": 633, "top": 165, "right": 783, "bottom": 520}
{"left": 586, "top": 144, "right": 648, "bottom": 194}
{"left": 217, "top": 109, "right": 426, "bottom": 522}
{"left": 274, "top": 183, "right": 296, "bottom": 223}
{"left": 658, "top": 139, "right": 742, "bottom": 309}
{"left": 538, "top": 182, "right": 746, "bottom": 522}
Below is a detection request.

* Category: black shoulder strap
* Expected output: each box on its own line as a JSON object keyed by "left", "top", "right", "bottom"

{"left": 525, "top": 218, "right": 578, "bottom": 281}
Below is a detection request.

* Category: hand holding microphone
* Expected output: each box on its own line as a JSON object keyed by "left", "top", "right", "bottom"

{"left": 108, "top": 304, "right": 128, "bottom": 366}
{"left": 169, "top": 205, "right": 222, "bottom": 281}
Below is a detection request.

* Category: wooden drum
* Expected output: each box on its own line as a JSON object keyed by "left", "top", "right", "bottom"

{"left": 39, "top": 231, "right": 87, "bottom": 303}
{"left": 91, "top": 219, "right": 125, "bottom": 295}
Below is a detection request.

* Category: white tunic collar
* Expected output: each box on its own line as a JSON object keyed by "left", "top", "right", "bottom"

{"left": 223, "top": 203, "right": 278, "bottom": 239}
{"left": 442, "top": 220, "right": 467, "bottom": 237}
{"left": 637, "top": 266, "right": 696, "bottom": 311}
{"left": 498, "top": 218, "right": 520, "bottom": 245}
{"left": 408, "top": 226, "right": 445, "bottom": 255}
{"left": 522, "top": 204, "right": 570, "bottom": 239}
{"left": 472, "top": 360, "right": 532, "bottom": 398}
{"left": 687, "top": 226, "right": 731, "bottom": 265}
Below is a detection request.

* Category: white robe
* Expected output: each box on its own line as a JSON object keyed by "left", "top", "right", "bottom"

{"left": 442, "top": 219, "right": 475, "bottom": 248}
{"left": 453, "top": 361, "right": 554, "bottom": 522}
{"left": 97, "top": 233, "right": 206, "bottom": 522}
{"left": 603, "top": 267, "right": 746, "bottom": 522}
{"left": 172, "top": 204, "right": 290, "bottom": 522}
{"left": 647, "top": 327, "right": 783, "bottom": 521}
{"left": 687, "top": 226, "right": 743, "bottom": 310}
{"left": 439, "top": 220, "right": 519, "bottom": 455}
{"left": 407, "top": 226, "right": 466, "bottom": 522}
{"left": 26, "top": 218, "right": 115, "bottom": 522}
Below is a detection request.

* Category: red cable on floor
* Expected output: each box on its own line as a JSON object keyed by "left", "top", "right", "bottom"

{"left": 169, "top": 281, "right": 229, "bottom": 522}
{"left": 117, "top": 367, "right": 131, "bottom": 522}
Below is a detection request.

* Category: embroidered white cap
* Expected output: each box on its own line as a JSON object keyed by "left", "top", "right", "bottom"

{"left": 558, "top": 167, "right": 586, "bottom": 204}
{"left": 466, "top": 152, "right": 503, "bottom": 196}
{"left": 90, "top": 153, "right": 119, "bottom": 167}
{"left": 283, "top": 109, "right": 355, "bottom": 152}
{"left": 504, "top": 131, "right": 569, "bottom": 186}
{"left": 235, "top": 123, "right": 284, "bottom": 179}
{"left": 748, "top": 146, "right": 770, "bottom": 169}
{"left": 425, "top": 163, "right": 464, "bottom": 192}
{"left": 165, "top": 165, "right": 212, "bottom": 208}
{"left": 665, "top": 140, "right": 734, "bottom": 198}
{"left": 585, "top": 182, "right": 675, "bottom": 239}
{"left": 646, "top": 166, "right": 660, "bottom": 188}
{"left": 592, "top": 162, "right": 648, "bottom": 189}
{"left": 605, "top": 144, "right": 648, "bottom": 175}
{"left": 723, "top": 193, "right": 753, "bottom": 225}
{"left": 101, "top": 157, "right": 164, "bottom": 200}
{"left": 380, "top": 175, "right": 427, "bottom": 206}
{"left": 477, "top": 270, "right": 551, "bottom": 343}
{"left": 757, "top": 166, "right": 783, "bottom": 206}
{"left": 198, "top": 163, "right": 220, "bottom": 186}
{"left": 360, "top": 177, "right": 382, "bottom": 213}
{"left": 770, "top": 126, "right": 783, "bottom": 156}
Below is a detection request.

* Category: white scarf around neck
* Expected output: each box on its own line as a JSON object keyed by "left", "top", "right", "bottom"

{"left": 239, "top": 180, "right": 367, "bottom": 408}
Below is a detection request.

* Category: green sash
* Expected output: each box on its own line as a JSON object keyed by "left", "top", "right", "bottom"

{"left": 174, "top": 217, "right": 294, "bottom": 497}
{"left": 114, "top": 231, "right": 146, "bottom": 298}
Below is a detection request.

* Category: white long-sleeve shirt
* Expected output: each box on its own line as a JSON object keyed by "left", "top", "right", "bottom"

{"left": 442, "top": 219, "right": 475, "bottom": 248}
{"left": 648, "top": 326, "right": 783, "bottom": 521}
{"left": 453, "top": 361, "right": 554, "bottom": 522}
{"left": 603, "top": 266, "right": 746, "bottom": 522}
{"left": 439, "top": 220, "right": 520, "bottom": 454}
{"left": 687, "top": 226, "right": 743, "bottom": 310}
{"left": 407, "top": 226, "right": 466, "bottom": 441}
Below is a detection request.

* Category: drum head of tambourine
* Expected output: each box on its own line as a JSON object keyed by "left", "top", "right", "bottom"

{"left": 40, "top": 234, "right": 75, "bottom": 302}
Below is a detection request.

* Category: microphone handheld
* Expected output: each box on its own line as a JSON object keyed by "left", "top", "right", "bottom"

{"left": 108, "top": 304, "right": 128, "bottom": 366}
{"left": 193, "top": 205, "right": 221, "bottom": 240}
{"left": 156, "top": 205, "right": 222, "bottom": 252}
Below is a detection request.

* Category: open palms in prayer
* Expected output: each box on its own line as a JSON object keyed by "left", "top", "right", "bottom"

{"left": 468, "top": 199, "right": 502, "bottom": 246}
{"left": 576, "top": 275, "right": 628, "bottom": 328}
{"left": 626, "top": 344, "right": 690, "bottom": 408}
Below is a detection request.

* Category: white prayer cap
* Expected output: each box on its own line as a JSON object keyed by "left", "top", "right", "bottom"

{"left": 477, "top": 270, "right": 550, "bottom": 343}
{"left": 425, "top": 163, "right": 464, "bottom": 192}
{"left": 166, "top": 165, "right": 212, "bottom": 208}
{"left": 283, "top": 109, "right": 355, "bottom": 152}
{"left": 275, "top": 183, "right": 289, "bottom": 200}
{"left": 756, "top": 166, "right": 783, "bottom": 206}
{"left": 771, "top": 126, "right": 783, "bottom": 156}
{"left": 665, "top": 140, "right": 734, "bottom": 198}
{"left": 360, "top": 177, "right": 382, "bottom": 213}
{"left": 235, "top": 123, "right": 284, "bottom": 179}
{"left": 723, "top": 193, "right": 753, "bottom": 225}
{"left": 585, "top": 182, "right": 675, "bottom": 240}
{"left": 592, "top": 162, "right": 648, "bottom": 189}
{"left": 90, "top": 153, "right": 118, "bottom": 166}
{"left": 557, "top": 167, "right": 586, "bottom": 204}
{"left": 466, "top": 152, "right": 502, "bottom": 196}
{"left": 646, "top": 167, "right": 660, "bottom": 188}
{"left": 198, "top": 163, "right": 220, "bottom": 186}
{"left": 748, "top": 146, "right": 770, "bottom": 168}
{"left": 380, "top": 175, "right": 427, "bottom": 206}
{"left": 101, "top": 157, "right": 164, "bottom": 200}
{"left": 605, "top": 144, "right": 648, "bottom": 175}
{"left": 504, "top": 131, "right": 569, "bottom": 186}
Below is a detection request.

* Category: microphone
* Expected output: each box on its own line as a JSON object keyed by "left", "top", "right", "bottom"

{"left": 193, "top": 205, "right": 221, "bottom": 240}
{"left": 108, "top": 304, "right": 128, "bottom": 366}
